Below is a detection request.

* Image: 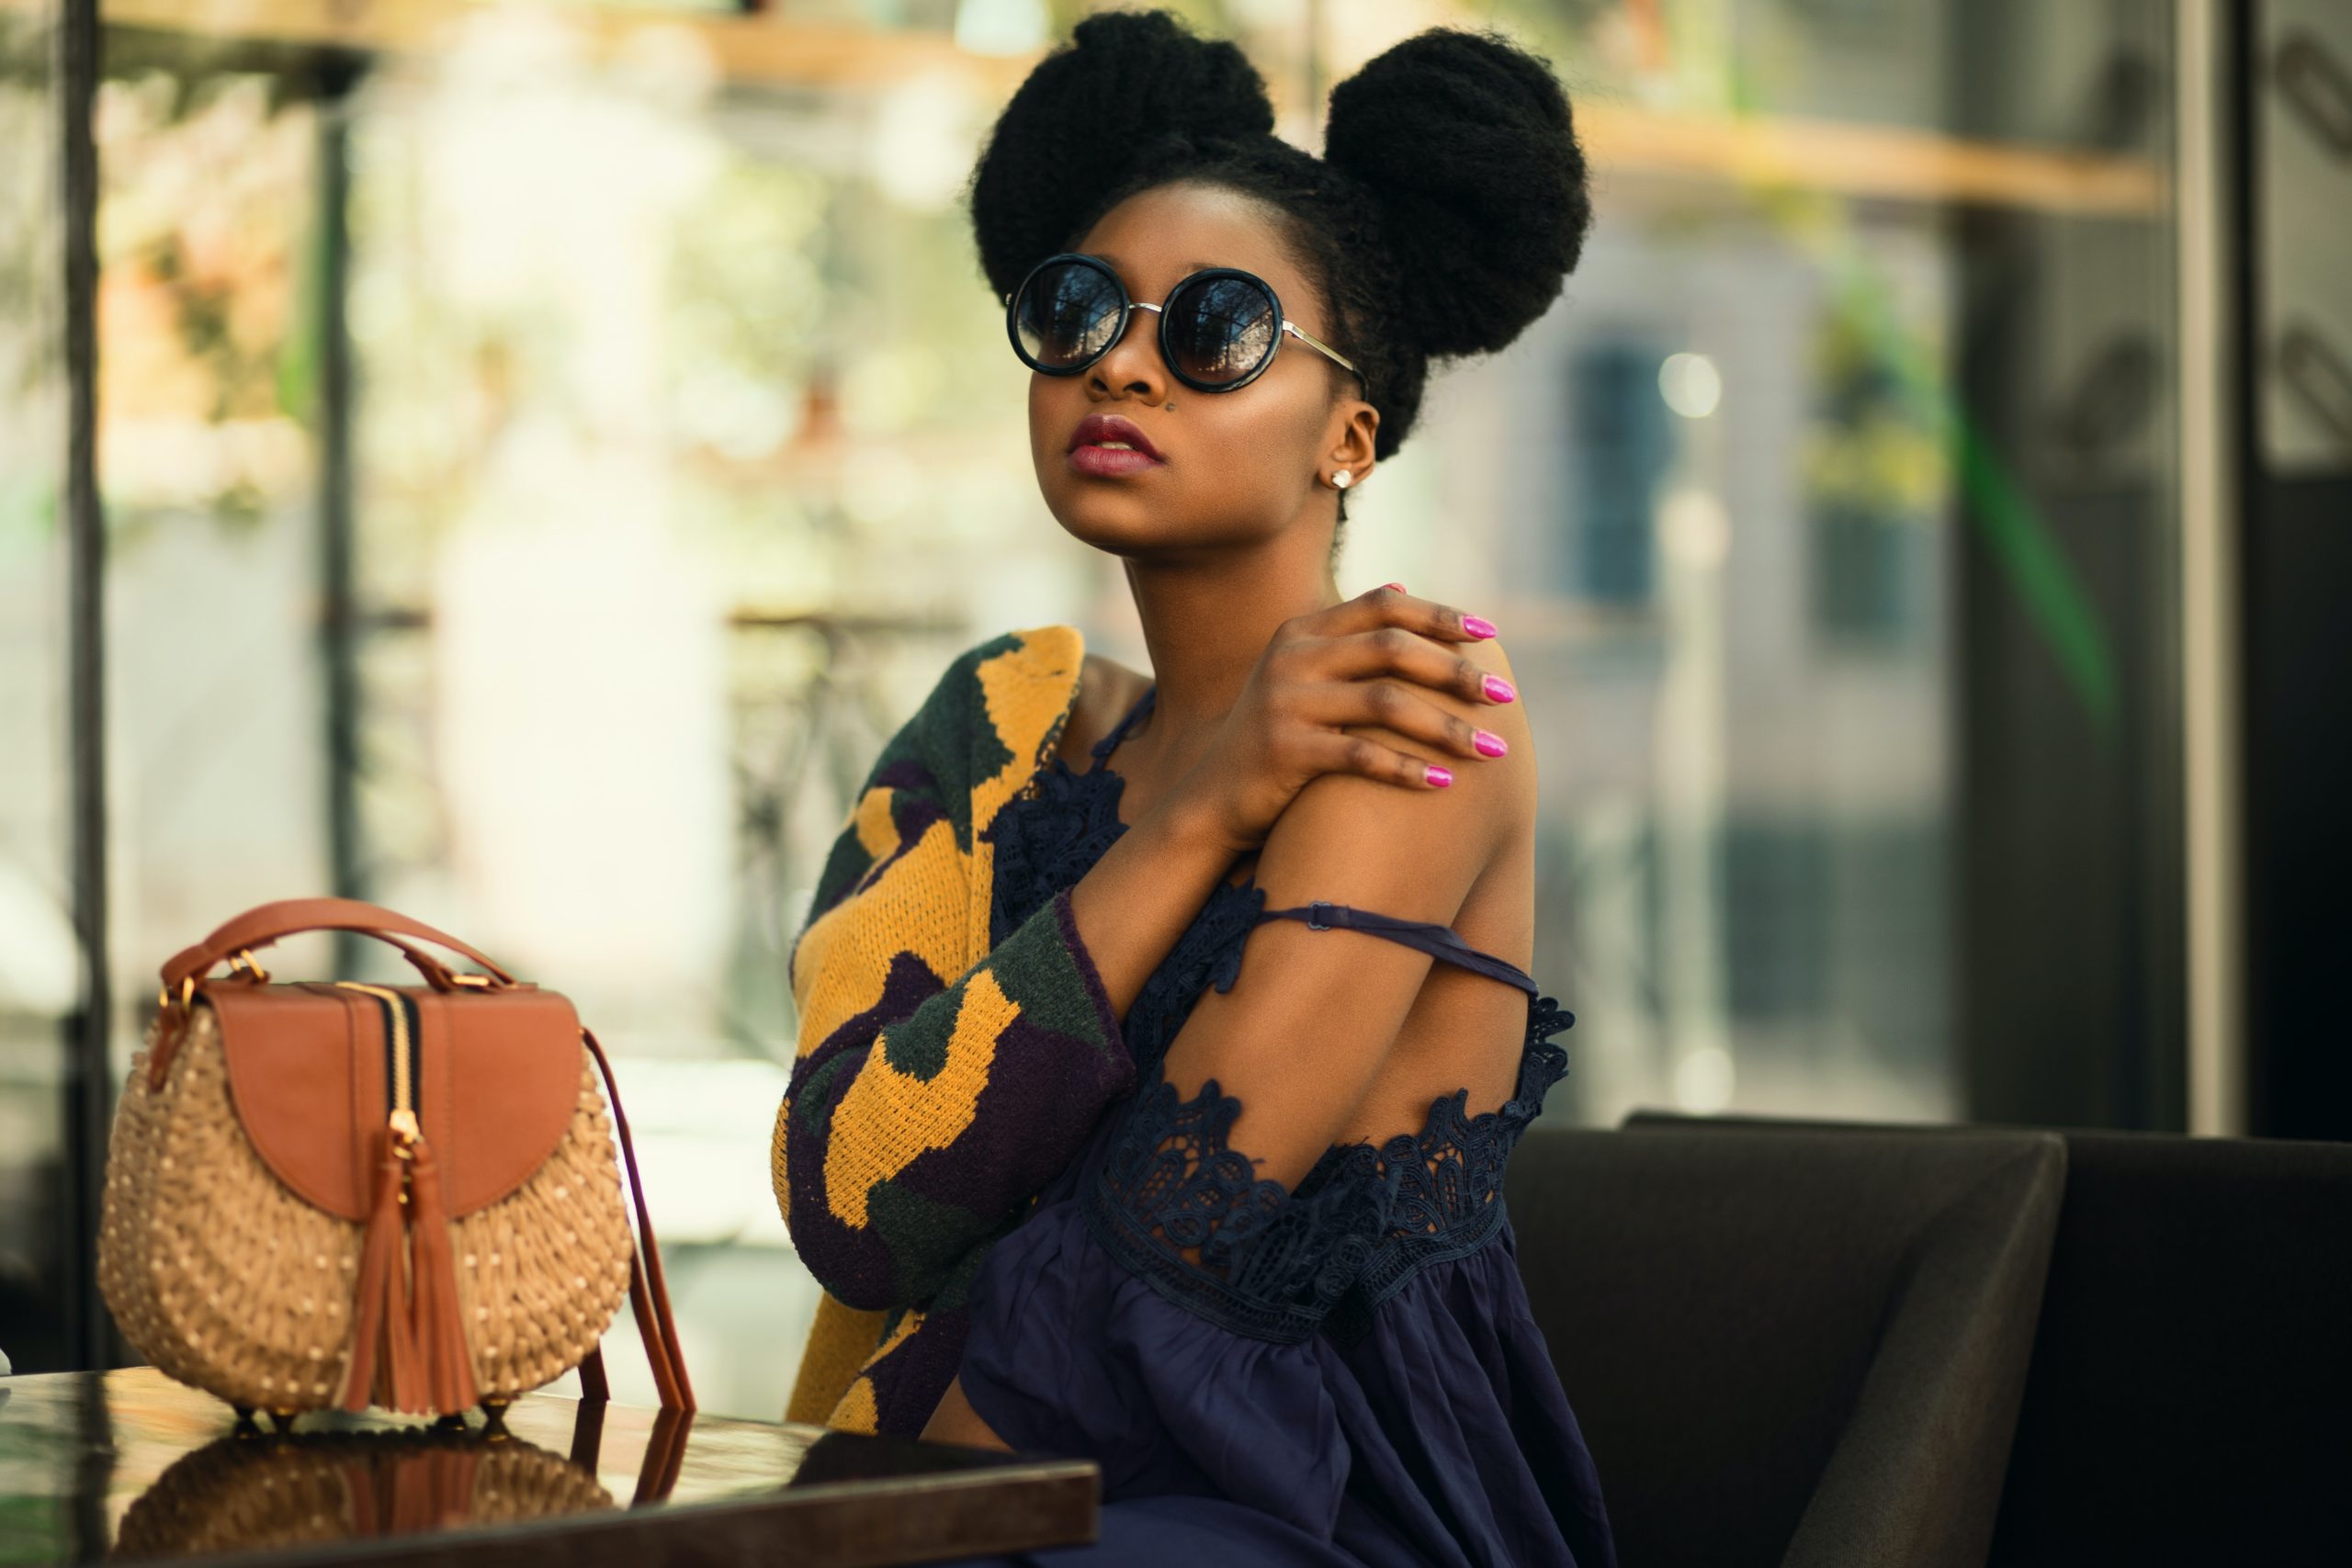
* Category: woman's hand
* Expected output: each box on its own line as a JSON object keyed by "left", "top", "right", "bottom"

{"left": 1056, "top": 584, "right": 1515, "bottom": 1023}
{"left": 1165, "top": 584, "right": 1515, "bottom": 857}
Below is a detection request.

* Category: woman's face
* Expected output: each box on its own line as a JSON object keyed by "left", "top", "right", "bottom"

{"left": 1024, "top": 180, "right": 1372, "bottom": 559}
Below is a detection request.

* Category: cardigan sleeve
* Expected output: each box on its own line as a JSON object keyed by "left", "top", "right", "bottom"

{"left": 772, "top": 637, "right": 1134, "bottom": 1314}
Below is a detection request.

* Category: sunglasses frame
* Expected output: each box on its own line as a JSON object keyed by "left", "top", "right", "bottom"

{"left": 1006, "top": 252, "right": 1367, "bottom": 395}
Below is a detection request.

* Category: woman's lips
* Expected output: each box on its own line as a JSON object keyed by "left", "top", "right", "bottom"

{"left": 1070, "top": 446, "right": 1162, "bottom": 477}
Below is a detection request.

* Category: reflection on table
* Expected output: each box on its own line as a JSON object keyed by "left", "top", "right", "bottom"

{"left": 0, "top": 1366, "right": 1096, "bottom": 1567}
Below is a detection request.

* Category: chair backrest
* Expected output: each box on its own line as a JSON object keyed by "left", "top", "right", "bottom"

{"left": 1505, "top": 1123, "right": 2065, "bottom": 1568}
{"left": 1621, "top": 1110, "right": 2352, "bottom": 1566}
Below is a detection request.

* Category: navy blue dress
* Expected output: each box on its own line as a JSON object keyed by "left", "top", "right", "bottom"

{"left": 944, "top": 683, "right": 1616, "bottom": 1567}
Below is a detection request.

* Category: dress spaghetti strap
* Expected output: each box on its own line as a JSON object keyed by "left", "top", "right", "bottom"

{"left": 1087, "top": 682, "right": 1158, "bottom": 770}
{"left": 1255, "top": 901, "right": 1539, "bottom": 996}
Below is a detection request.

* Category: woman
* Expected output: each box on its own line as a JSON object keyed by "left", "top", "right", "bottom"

{"left": 773, "top": 12, "right": 1611, "bottom": 1563}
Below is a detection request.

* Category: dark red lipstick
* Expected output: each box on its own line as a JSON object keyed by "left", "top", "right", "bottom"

{"left": 1067, "top": 412, "right": 1166, "bottom": 478}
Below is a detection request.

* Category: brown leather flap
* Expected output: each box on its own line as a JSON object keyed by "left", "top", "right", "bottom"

{"left": 206, "top": 981, "right": 587, "bottom": 1222}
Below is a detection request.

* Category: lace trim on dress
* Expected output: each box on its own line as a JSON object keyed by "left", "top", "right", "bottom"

{"left": 985, "top": 748, "right": 1132, "bottom": 946}
{"left": 1081, "top": 1066, "right": 1393, "bottom": 1343}
{"left": 1319, "top": 995, "right": 1575, "bottom": 1338}
{"left": 1082, "top": 990, "right": 1577, "bottom": 1345}
{"left": 984, "top": 682, "right": 1156, "bottom": 946}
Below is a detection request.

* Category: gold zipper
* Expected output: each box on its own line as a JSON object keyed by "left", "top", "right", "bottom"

{"left": 334, "top": 981, "right": 420, "bottom": 1152}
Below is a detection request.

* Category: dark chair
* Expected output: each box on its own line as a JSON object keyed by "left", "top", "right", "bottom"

{"left": 1620, "top": 1111, "right": 2352, "bottom": 1567}
{"left": 1505, "top": 1123, "right": 2066, "bottom": 1568}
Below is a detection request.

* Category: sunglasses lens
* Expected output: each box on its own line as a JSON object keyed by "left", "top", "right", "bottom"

{"left": 1013, "top": 261, "right": 1125, "bottom": 371}
{"left": 1165, "top": 274, "right": 1278, "bottom": 386}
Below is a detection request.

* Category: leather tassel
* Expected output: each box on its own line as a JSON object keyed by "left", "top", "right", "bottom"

{"left": 404, "top": 1137, "right": 481, "bottom": 1415}
{"left": 380, "top": 1213, "right": 425, "bottom": 1415}
{"left": 343, "top": 1130, "right": 419, "bottom": 1412}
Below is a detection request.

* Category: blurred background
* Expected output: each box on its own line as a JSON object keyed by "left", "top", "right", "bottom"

{"left": 2, "top": 0, "right": 2345, "bottom": 1420}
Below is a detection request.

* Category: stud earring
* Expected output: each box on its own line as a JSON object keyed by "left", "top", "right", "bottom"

{"left": 1331, "top": 470, "right": 1352, "bottom": 491}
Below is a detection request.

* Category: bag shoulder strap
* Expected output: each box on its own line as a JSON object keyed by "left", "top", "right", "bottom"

{"left": 578, "top": 1026, "right": 695, "bottom": 1413}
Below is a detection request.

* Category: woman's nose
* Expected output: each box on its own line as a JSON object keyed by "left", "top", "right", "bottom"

{"left": 1088, "top": 307, "right": 1166, "bottom": 399}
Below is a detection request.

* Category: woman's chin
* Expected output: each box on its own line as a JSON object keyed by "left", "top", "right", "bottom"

{"left": 1041, "top": 487, "right": 1182, "bottom": 552}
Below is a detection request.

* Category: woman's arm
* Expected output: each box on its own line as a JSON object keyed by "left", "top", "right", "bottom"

{"left": 1069, "top": 586, "right": 1522, "bottom": 1025}
{"left": 781, "top": 884, "right": 1133, "bottom": 1311}
{"left": 932, "top": 637, "right": 1532, "bottom": 1445}
{"left": 1108, "top": 631, "right": 1531, "bottom": 1207}
{"left": 784, "top": 592, "right": 1511, "bottom": 1314}
{"left": 775, "top": 633, "right": 1123, "bottom": 1311}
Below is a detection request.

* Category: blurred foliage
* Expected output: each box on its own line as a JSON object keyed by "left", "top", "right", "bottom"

{"left": 1804, "top": 302, "right": 1946, "bottom": 521}
{"left": 88, "top": 58, "right": 318, "bottom": 537}
{"left": 0, "top": 22, "right": 60, "bottom": 556}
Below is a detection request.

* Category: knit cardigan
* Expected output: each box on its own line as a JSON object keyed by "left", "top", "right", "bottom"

{"left": 771, "top": 622, "right": 1134, "bottom": 1436}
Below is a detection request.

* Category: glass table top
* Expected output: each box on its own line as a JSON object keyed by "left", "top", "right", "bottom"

{"left": 0, "top": 1367, "right": 1097, "bottom": 1566}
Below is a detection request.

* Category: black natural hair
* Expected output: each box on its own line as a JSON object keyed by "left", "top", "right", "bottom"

{"left": 967, "top": 8, "right": 1591, "bottom": 471}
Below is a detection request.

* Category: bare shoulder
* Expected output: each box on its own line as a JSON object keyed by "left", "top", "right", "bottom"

{"left": 1351, "top": 627, "right": 1533, "bottom": 800}
{"left": 1267, "top": 630, "right": 1536, "bottom": 880}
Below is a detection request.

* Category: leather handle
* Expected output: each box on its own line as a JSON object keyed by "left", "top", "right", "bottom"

{"left": 162, "top": 898, "right": 517, "bottom": 990}
{"left": 374, "top": 935, "right": 536, "bottom": 994}
{"left": 142, "top": 929, "right": 503, "bottom": 1093}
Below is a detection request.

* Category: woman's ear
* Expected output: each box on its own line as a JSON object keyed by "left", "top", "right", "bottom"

{"left": 1326, "top": 400, "right": 1379, "bottom": 490}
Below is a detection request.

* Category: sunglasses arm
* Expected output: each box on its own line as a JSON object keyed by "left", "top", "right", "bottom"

{"left": 1283, "top": 321, "right": 1367, "bottom": 389}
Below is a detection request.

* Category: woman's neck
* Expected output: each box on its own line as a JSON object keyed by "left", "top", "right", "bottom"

{"left": 1120, "top": 536, "right": 1341, "bottom": 767}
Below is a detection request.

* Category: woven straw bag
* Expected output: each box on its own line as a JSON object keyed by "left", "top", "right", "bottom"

{"left": 97, "top": 897, "right": 694, "bottom": 1421}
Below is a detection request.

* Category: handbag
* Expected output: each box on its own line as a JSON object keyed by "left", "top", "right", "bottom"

{"left": 96, "top": 897, "right": 695, "bottom": 1420}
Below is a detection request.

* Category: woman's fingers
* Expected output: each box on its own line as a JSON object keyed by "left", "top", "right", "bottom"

{"left": 1296, "top": 728, "right": 1460, "bottom": 789}
{"left": 1302, "top": 679, "right": 1506, "bottom": 761}
{"left": 1297, "top": 625, "right": 1513, "bottom": 707}
{"left": 1295, "top": 582, "right": 1496, "bottom": 646}
{"left": 1268, "top": 589, "right": 1520, "bottom": 797}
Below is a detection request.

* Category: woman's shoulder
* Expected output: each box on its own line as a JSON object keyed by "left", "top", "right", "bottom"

{"left": 929, "top": 622, "right": 1087, "bottom": 704}
{"left": 1327, "top": 625, "right": 1534, "bottom": 826}
{"left": 798, "top": 624, "right": 1091, "bottom": 944}
{"left": 863, "top": 625, "right": 1091, "bottom": 807}
{"left": 895, "top": 624, "right": 1086, "bottom": 748}
{"left": 1239, "top": 626, "right": 1536, "bottom": 919}
{"left": 923, "top": 624, "right": 1157, "bottom": 779}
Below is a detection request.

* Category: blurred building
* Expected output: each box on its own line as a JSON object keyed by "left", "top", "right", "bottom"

{"left": 2, "top": 0, "right": 2343, "bottom": 1418}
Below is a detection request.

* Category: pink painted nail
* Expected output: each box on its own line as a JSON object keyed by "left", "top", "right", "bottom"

{"left": 1425, "top": 763, "right": 1453, "bottom": 787}
{"left": 1482, "top": 674, "right": 1516, "bottom": 704}
{"left": 1462, "top": 615, "right": 1498, "bottom": 639}
{"left": 1385, "top": 581, "right": 1407, "bottom": 592}
{"left": 1474, "top": 729, "right": 1508, "bottom": 757}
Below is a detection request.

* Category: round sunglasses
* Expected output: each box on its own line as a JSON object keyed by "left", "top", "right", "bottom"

{"left": 1006, "top": 252, "right": 1365, "bottom": 395}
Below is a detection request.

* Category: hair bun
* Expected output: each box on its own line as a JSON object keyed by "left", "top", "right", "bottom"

{"left": 969, "top": 10, "right": 1275, "bottom": 300}
{"left": 1324, "top": 29, "right": 1591, "bottom": 359}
